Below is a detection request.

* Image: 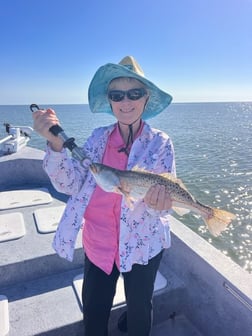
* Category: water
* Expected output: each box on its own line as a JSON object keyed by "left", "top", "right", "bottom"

{"left": 0, "top": 102, "right": 251, "bottom": 273}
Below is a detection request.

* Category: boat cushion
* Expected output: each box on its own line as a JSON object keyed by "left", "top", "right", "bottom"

{"left": 0, "top": 188, "right": 52, "bottom": 210}
{"left": 34, "top": 205, "right": 65, "bottom": 233}
{"left": 0, "top": 212, "right": 25, "bottom": 242}
{"left": 0, "top": 295, "right": 9, "bottom": 336}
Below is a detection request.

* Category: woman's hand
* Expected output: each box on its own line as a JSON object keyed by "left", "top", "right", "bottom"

{"left": 32, "top": 108, "right": 64, "bottom": 152}
{"left": 144, "top": 184, "right": 172, "bottom": 211}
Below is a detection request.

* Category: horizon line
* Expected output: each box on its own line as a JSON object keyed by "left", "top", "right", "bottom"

{"left": 0, "top": 100, "right": 252, "bottom": 106}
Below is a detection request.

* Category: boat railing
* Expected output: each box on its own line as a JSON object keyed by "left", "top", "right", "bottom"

{"left": 0, "top": 124, "right": 33, "bottom": 155}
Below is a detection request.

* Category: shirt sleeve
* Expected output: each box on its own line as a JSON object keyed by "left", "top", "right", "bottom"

{"left": 42, "top": 125, "right": 111, "bottom": 195}
{"left": 43, "top": 143, "right": 89, "bottom": 195}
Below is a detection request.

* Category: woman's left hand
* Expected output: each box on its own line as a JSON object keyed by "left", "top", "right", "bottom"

{"left": 144, "top": 185, "right": 172, "bottom": 211}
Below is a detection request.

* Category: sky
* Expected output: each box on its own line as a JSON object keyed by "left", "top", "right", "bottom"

{"left": 0, "top": 0, "right": 251, "bottom": 104}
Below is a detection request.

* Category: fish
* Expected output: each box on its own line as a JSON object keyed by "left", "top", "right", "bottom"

{"left": 89, "top": 162, "right": 236, "bottom": 237}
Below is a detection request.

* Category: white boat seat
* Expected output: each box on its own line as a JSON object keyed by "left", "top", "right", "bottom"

{"left": 34, "top": 205, "right": 65, "bottom": 233}
{"left": 0, "top": 188, "right": 52, "bottom": 210}
{"left": 0, "top": 295, "right": 9, "bottom": 336}
{"left": 0, "top": 212, "right": 25, "bottom": 242}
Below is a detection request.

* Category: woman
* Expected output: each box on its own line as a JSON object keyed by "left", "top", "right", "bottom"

{"left": 33, "top": 56, "right": 175, "bottom": 336}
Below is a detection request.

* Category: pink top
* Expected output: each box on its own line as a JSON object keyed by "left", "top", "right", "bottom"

{"left": 83, "top": 121, "right": 144, "bottom": 274}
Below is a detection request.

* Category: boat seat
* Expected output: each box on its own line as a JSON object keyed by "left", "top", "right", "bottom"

{"left": 0, "top": 212, "right": 25, "bottom": 242}
{"left": 73, "top": 270, "right": 167, "bottom": 310}
{"left": 0, "top": 295, "right": 9, "bottom": 336}
{"left": 34, "top": 205, "right": 65, "bottom": 233}
{"left": 0, "top": 188, "right": 52, "bottom": 210}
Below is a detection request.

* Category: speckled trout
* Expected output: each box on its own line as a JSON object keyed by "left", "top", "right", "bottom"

{"left": 89, "top": 162, "right": 236, "bottom": 237}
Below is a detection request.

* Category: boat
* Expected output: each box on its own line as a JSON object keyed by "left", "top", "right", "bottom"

{"left": 0, "top": 124, "right": 251, "bottom": 336}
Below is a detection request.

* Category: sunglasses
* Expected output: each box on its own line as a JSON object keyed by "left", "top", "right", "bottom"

{"left": 108, "top": 88, "right": 147, "bottom": 102}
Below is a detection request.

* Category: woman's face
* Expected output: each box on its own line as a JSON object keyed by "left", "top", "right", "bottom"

{"left": 108, "top": 78, "right": 149, "bottom": 125}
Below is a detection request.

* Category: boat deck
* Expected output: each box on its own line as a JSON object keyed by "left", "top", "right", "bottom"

{"left": 0, "top": 183, "right": 202, "bottom": 336}
{"left": 0, "top": 148, "right": 251, "bottom": 336}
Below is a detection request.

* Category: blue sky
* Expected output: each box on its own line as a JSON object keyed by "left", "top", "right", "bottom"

{"left": 1, "top": 0, "right": 251, "bottom": 104}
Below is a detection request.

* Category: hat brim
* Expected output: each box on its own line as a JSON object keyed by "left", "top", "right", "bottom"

{"left": 88, "top": 63, "right": 172, "bottom": 120}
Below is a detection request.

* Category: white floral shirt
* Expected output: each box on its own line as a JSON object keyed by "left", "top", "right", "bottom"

{"left": 43, "top": 122, "right": 176, "bottom": 272}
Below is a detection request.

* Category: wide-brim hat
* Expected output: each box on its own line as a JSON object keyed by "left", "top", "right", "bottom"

{"left": 88, "top": 56, "right": 172, "bottom": 120}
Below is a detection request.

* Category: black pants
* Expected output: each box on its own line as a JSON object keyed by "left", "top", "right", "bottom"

{"left": 82, "top": 251, "right": 163, "bottom": 336}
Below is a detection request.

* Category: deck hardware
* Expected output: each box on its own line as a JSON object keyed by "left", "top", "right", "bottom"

{"left": 223, "top": 282, "right": 252, "bottom": 312}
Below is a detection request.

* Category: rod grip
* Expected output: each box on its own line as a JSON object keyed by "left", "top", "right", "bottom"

{"left": 49, "top": 124, "right": 64, "bottom": 136}
{"left": 29, "top": 104, "right": 64, "bottom": 137}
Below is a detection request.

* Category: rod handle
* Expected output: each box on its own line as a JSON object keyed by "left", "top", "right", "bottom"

{"left": 30, "top": 104, "right": 64, "bottom": 136}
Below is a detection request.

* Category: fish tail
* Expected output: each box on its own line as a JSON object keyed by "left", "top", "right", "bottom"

{"left": 204, "top": 208, "right": 236, "bottom": 237}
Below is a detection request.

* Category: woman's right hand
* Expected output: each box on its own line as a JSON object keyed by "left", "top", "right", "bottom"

{"left": 32, "top": 108, "right": 64, "bottom": 152}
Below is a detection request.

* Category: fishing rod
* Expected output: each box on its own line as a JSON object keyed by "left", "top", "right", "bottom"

{"left": 30, "top": 104, "right": 86, "bottom": 162}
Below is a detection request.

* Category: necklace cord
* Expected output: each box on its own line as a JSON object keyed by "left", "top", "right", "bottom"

{"left": 118, "top": 123, "right": 134, "bottom": 156}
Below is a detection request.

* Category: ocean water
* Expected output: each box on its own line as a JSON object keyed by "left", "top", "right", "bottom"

{"left": 0, "top": 102, "right": 251, "bottom": 273}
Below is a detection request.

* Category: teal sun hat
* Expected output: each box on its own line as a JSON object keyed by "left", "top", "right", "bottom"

{"left": 88, "top": 56, "right": 173, "bottom": 120}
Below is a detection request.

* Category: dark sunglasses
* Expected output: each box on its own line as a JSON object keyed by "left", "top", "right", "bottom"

{"left": 108, "top": 88, "right": 147, "bottom": 102}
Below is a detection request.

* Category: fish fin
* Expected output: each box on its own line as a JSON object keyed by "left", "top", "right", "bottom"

{"left": 159, "top": 172, "right": 176, "bottom": 179}
{"left": 114, "top": 186, "right": 124, "bottom": 196}
{"left": 161, "top": 173, "right": 188, "bottom": 191}
{"left": 204, "top": 208, "right": 236, "bottom": 237}
{"left": 132, "top": 166, "right": 184, "bottom": 185}
{"left": 132, "top": 165, "right": 172, "bottom": 177}
{"left": 132, "top": 165, "right": 150, "bottom": 173}
{"left": 172, "top": 207, "right": 191, "bottom": 216}
{"left": 131, "top": 166, "right": 189, "bottom": 192}
{"left": 116, "top": 186, "right": 135, "bottom": 210}
{"left": 125, "top": 197, "right": 134, "bottom": 210}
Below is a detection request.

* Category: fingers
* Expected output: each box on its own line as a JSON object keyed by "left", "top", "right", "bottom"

{"left": 156, "top": 185, "right": 166, "bottom": 211}
{"left": 144, "top": 185, "right": 172, "bottom": 211}
{"left": 32, "top": 108, "right": 64, "bottom": 151}
{"left": 144, "top": 185, "right": 159, "bottom": 208}
{"left": 33, "top": 109, "right": 57, "bottom": 137}
{"left": 163, "top": 193, "right": 172, "bottom": 210}
{"left": 33, "top": 109, "right": 58, "bottom": 133}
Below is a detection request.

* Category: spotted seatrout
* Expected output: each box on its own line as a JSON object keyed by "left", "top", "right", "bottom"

{"left": 89, "top": 162, "right": 236, "bottom": 237}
